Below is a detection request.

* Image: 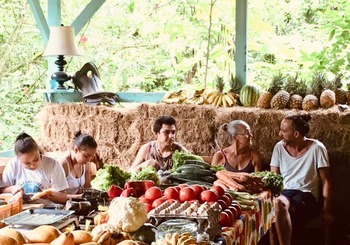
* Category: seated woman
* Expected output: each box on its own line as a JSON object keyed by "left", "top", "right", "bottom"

{"left": 130, "top": 115, "right": 188, "bottom": 172}
{"left": 211, "top": 120, "right": 262, "bottom": 173}
{"left": 58, "top": 131, "right": 100, "bottom": 196}
{"left": 0, "top": 133, "right": 68, "bottom": 204}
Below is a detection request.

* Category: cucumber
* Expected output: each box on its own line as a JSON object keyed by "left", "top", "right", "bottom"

{"left": 169, "top": 172, "right": 202, "bottom": 181}
{"left": 179, "top": 168, "right": 214, "bottom": 176}
{"left": 199, "top": 175, "right": 216, "bottom": 183}
{"left": 176, "top": 164, "right": 206, "bottom": 173}
{"left": 184, "top": 160, "right": 211, "bottom": 169}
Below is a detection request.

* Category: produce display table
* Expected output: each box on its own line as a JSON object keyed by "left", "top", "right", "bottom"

{"left": 220, "top": 191, "right": 274, "bottom": 245}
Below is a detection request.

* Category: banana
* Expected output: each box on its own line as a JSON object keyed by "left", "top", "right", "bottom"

{"left": 194, "top": 89, "right": 205, "bottom": 96}
{"left": 197, "top": 96, "right": 205, "bottom": 105}
{"left": 206, "top": 92, "right": 219, "bottom": 104}
{"left": 224, "top": 94, "right": 234, "bottom": 106}
{"left": 222, "top": 95, "right": 228, "bottom": 107}
{"left": 215, "top": 94, "right": 223, "bottom": 107}
{"left": 211, "top": 95, "right": 220, "bottom": 106}
{"left": 226, "top": 92, "right": 237, "bottom": 106}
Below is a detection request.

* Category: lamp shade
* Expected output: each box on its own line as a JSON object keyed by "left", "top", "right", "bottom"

{"left": 44, "top": 26, "right": 82, "bottom": 56}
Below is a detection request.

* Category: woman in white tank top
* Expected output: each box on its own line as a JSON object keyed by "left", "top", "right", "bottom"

{"left": 58, "top": 131, "right": 99, "bottom": 195}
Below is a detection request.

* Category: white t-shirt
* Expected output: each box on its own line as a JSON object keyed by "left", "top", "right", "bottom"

{"left": 270, "top": 139, "right": 330, "bottom": 200}
{"left": 0, "top": 155, "right": 69, "bottom": 194}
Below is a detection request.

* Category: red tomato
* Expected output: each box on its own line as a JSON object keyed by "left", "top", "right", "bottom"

{"left": 211, "top": 185, "right": 225, "bottom": 197}
{"left": 191, "top": 185, "right": 204, "bottom": 199}
{"left": 232, "top": 203, "right": 242, "bottom": 217}
{"left": 218, "top": 211, "right": 232, "bottom": 227}
{"left": 144, "top": 203, "right": 153, "bottom": 213}
{"left": 107, "top": 185, "right": 123, "bottom": 199}
{"left": 200, "top": 190, "right": 218, "bottom": 203}
{"left": 223, "top": 193, "right": 233, "bottom": 203}
{"left": 163, "top": 187, "right": 179, "bottom": 200}
{"left": 173, "top": 186, "right": 181, "bottom": 192}
{"left": 224, "top": 209, "right": 235, "bottom": 224}
{"left": 217, "top": 199, "right": 228, "bottom": 210}
{"left": 220, "top": 194, "right": 233, "bottom": 207}
{"left": 152, "top": 197, "right": 167, "bottom": 208}
{"left": 179, "top": 187, "right": 196, "bottom": 202}
{"left": 227, "top": 205, "right": 238, "bottom": 220}
{"left": 121, "top": 187, "right": 137, "bottom": 197}
{"left": 145, "top": 186, "right": 163, "bottom": 201}
{"left": 139, "top": 195, "right": 153, "bottom": 205}
{"left": 178, "top": 184, "right": 189, "bottom": 189}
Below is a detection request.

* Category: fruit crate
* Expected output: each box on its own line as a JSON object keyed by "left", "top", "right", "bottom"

{"left": 0, "top": 194, "right": 23, "bottom": 221}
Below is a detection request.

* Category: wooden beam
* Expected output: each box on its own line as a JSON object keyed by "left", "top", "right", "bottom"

{"left": 235, "top": 0, "right": 248, "bottom": 87}
{"left": 27, "top": 0, "right": 50, "bottom": 44}
{"left": 71, "top": 0, "right": 106, "bottom": 34}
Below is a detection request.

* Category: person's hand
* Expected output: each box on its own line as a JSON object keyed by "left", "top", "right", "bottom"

{"left": 10, "top": 186, "right": 24, "bottom": 196}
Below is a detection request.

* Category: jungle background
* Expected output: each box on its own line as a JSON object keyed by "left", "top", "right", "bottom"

{"left": 0, "top": 0, "right": 350, "bottom": 151}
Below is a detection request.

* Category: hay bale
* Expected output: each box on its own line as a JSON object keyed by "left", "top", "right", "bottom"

{"left": 36, "top": 103, "right": 350, "bottom": 171}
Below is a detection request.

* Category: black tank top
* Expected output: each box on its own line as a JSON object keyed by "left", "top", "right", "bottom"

{"left": 221, "top": 150, "right": 255, "bottom": 173}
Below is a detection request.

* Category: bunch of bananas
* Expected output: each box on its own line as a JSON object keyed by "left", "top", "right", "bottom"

{"left": 184, "top": 89, "right": 206, "bottom": 105}
{"left": 162, "top": 90, "right": 187, "bottom": 104}
{"left": 206, "top": 91, "right": 237, "bottom": 107}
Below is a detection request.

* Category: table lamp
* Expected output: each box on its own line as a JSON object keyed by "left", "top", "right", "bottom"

{"left": 44, "top": 25, "right": 82, "bottom": 89}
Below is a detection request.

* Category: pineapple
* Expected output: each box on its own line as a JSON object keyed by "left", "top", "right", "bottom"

{"left": 285, "top": 75, "right": 308, "bottom": 109}
{"left": 302, "top": 94, "right": 319, "bottom": 110}
{"left": 320, "top": 89, "right": 336, "bottom": 109}
{"left": 228, "top": 74, "right": 242, "bottom": 105}
{"left": 333, "top": 74, "right": 348, "bottom": 104}
{"left": 309, "top": 72, "right": 328, "bottom": 100}
{"left": 270, "top": 90, "right": 290, "bottom": 109}
{"left": 256, "top": 72, "right": 285, "bottom": 109}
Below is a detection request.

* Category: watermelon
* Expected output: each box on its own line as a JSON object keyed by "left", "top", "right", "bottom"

{"left": 239, "top": 85, "right": 261, "bottom": 107}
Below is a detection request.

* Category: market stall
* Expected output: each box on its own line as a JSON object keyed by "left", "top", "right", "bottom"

{"left": 0, "top": 156, "right": 278, "bottom": 245}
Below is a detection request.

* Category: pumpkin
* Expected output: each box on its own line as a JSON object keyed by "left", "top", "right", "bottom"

{"left": 239, "top": 85, "right": 261, "bottom": 107}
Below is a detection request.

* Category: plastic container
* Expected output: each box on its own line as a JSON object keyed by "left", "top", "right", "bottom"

{"left": 156, "top": 219, "right": 198, "bottom": 240}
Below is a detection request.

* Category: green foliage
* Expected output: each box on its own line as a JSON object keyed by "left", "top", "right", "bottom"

{"left": 1, "top": 0, "right": 350, "bottom": 151}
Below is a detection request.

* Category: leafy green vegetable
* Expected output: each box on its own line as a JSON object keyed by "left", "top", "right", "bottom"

{"left": 171, "top": 150, "right": 203, "bottom": 172}
{"left": 91, "top": 164, "right": 131, "bottom": 191}
{"left": 210, "top": 165, "right": 225, "bottom": 172}
{"left": 130, "top": 166, "right": 160, "bottom": 186}
{"left": 252, "top": 171, "right": 284, "bottom": 196}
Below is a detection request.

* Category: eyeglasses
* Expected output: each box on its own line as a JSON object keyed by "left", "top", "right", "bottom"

{"left": 235, "top": 131, "right": 252, "bottom": 136}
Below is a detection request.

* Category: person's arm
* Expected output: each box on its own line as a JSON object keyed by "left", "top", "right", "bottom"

{"left": 211, "top": 151, "right": 225, "bottom": 166}
{"left": 130, "top": 143, "right": 157, "bottom": 172}
{"left": 45, "top": 190, "right": 68, "bottom": 204}
{"left": 84, "top": 162, "right": 97, "bottom": 188}
{"left": 270, "top": 166, "right": 280, "bottom": 174}
{"left": 318, "top": 167, "right": 333, "bottom": 225}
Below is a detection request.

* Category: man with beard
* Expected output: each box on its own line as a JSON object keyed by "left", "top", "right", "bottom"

{"left": 130, "top": 115, "right": 188, "bottom": 172}
{"left": 269, "top": 113, "right": 333, "bottom": 245}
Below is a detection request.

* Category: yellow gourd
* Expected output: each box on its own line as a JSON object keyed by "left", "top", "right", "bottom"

{"left": 51, "top": 232, "right": 75, "bottom": 245}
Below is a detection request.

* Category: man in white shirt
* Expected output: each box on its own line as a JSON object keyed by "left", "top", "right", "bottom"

{"left": 269, "top": 113, "right": 333, "bottom": 245}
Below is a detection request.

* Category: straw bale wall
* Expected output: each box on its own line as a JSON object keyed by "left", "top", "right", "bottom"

{"left": 37, "top": 103, "right": 350, "bottom": 169}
